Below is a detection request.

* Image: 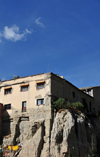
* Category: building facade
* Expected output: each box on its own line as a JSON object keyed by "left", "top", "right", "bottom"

{"left": 0, "top": 72, "right": 98, "bottom": 117}
{"left": 80, "top": 86, "right": 100, "bottom": 113}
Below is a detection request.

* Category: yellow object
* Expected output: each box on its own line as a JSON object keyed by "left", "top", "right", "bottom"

{"left": 8, "top": 146, "right": 19, "bottom": 151}
{"left": 8, "top": 146, "right": 11, "bottom": 150}
{"left": 12, "top": 146, "right": 18, "bottom": 151}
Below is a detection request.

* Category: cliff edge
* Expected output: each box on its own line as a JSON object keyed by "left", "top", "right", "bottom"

{"left": 2, "top": 109, "right": 100, "bottom": 157}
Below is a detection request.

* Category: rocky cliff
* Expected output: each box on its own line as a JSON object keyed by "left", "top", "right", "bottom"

{"left": 2, "top": 109, "right": 100, "bottom": 157}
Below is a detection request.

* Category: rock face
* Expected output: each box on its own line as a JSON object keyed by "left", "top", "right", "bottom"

{"left": 2, "top": 109, "right": 100, "bottom": 157}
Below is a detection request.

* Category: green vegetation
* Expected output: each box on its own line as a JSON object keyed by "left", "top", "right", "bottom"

{"left": 52, "top": 98, "right": 84, "bottom": 112}
{"left": 13, "top": 75, "right": 20, "bottom": 79}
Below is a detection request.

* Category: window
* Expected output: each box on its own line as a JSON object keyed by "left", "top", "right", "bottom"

{"left": 37, "top": 99, "right": 44, "bottom": 106}
{"left": 21, "top": 84, "right": 29, "bottom": 91}
{"left": 86, "top": 89, "right": 91, "bottom": 95}
{"left": 4, "top": 88, "right": 12, "bottom": 95}
{"left": 36, "top": 81, "right": 45, "bottom": 89}
{"left": 72, "top": 92, "right": 75, "bottom": 98}
{"left": 82, "top": 98, "right": 86, "bottom": 104}
{"left": 4, "top": 104, "right": 11, "bottom": 110}
{"left": 89, "top": 101, "right": 92, "bottom": 112}
{"left": 22, "top": 101, "right": 26, "bottom": 112}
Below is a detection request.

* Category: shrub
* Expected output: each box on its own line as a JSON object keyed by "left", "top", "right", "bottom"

{"left": 72, "top": 102, "right": 84, "bottom": 111}
{"left": 52, "top": 98, "right": 84, "bottom": 112}
{"left": 51, "top": 98, "right": 67, "bottom": 111}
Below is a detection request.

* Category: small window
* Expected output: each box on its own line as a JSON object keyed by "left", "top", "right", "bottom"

{"left": 4, "top": 104, "right": 11, "bottom": 110}
{"left": 72, "top": 92, "right": 75, "bottom": 98}
{"left": 82, "top": 98, "right": 86, "bottom": 104}
{"left": 22, "top": 101, "right": 26, "bottom": 112}
{"left": 21, "top": 85, "right": 29, "bottom": 91}
{"left": 89, "top": 101, "right": 92, "bottom": 112}
{"left": 37, "top": 99, "right": 44, "bottom": 106}
{"left": 4, "top": 88, "right": 12, "bottom": 95}
{"left": 37, "top": 81, "right": 45, "bottom": 89}
{"left": 86, "top": 89, "right": 91, "bottom": 95}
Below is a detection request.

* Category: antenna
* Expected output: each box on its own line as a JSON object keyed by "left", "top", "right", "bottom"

{"left": 47, "top": 64, "right": 49, "bottom": 72}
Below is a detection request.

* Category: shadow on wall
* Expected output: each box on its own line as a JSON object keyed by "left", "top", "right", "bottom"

{"left": 2, "top": 110, "right": 11, "bottom": 138}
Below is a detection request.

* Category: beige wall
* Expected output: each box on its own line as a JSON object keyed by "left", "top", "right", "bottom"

{"left": 0, "top": 73, "right": 51, "bottom": 115}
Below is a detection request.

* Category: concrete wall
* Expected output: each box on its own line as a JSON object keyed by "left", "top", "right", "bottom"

{"left": 51, "top": 73, "right": 94, "bottom": 112}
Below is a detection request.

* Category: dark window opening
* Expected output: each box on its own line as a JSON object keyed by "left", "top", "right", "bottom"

{"left": 89, "top": 101, "right": 92, "bottom": 112}
{"left": 4, "top": 104, "right": 11, "bottom": 110}
{"left": 82, "top": 98, "right": 86, "bottom": 104}
{"left": 4, "top": 88, "right": 12, "bottom": 95}
{"left": 37, "top": 99, "right": 44, "bottom": 106}
{"left": 21, "top": 85, "right": 29, "bottom": 91}
{"left": 22, "top": 101, "right": 26, "bottom": 112}
{"left": 37, "top": 82, "right": 45, "bottom": 89}
{"left": 72, "top": 92, "right": 75, "bottom": 98}
{"left": 82, "top": 98, "right": 88, "bottom": 111}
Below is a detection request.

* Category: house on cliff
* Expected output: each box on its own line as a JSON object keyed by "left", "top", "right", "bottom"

{"left": 0, "top": 72, "right": 99, "bottom": 116}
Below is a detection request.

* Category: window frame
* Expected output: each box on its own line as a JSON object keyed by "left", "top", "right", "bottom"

{"left": 36, "top": 81, "right": 45, "bottom": 89}
{"left": 20, "top": 84, "right": 29, "bottom": 92}
{"left": 22, "top": 101, "right": 27, "bottom": 112}
{"left": 72, "top": 91, "right": 75, "bottom": 98}
{"left": 4, "top": 87, "right": 12, "bottom": 95}
{"left": 37, "top": 98, "right": 44, "bottom": 106}
{"left": 4, "top": 104, "right": 11, "bottom": 110}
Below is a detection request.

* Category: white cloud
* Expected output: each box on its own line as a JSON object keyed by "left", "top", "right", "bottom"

{"left": 35, "top": 17, "right": 45, "bottom": 28}
{"left": 0, "top": 25, "right": 32, "bottom": 42}
{"left": 25, "top": 28, "right": 32, "bottom": 34}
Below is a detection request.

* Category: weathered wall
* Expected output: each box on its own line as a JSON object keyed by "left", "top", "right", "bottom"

{"left": 51, "top": 73, "right": 94, "bottom": 112}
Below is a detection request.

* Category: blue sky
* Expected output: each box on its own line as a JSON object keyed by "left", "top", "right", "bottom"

{"left": 0, "top": 0, "right": 100, "bottom": 88}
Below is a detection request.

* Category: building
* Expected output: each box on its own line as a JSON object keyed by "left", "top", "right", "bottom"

{"left": 0, "top": 72, "right": 98, "bottom": 117}
{"left": 80, "top": 86, "right": 100, "bottom": 113}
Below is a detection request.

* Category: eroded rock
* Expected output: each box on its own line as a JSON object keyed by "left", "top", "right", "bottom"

{"left": 2, "top": 110, "right": 100, "bottom": 157}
